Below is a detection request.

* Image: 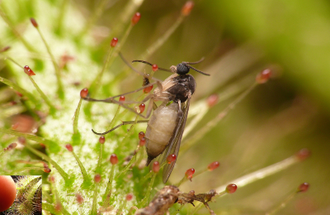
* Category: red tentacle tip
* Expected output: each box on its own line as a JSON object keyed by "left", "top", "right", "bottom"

{"left": 181, "top": 1, "right": 194, "bottom": 16}
{"left": 65, "top": 144, "right": 73, "bottom": 152}
{"left": 30, "top": 18, "right": 38, "bottom": 28}
{"left": 207, "top": 161, "right": 220, "bottom": 171}
{"left": 80, "top": 88, "right": 89, "bottom": 98}
{"left": 99, "top": 136, "right": 105, "bottom": 144}
{"left": 111, "top": 37, "right": 118, "bottom": 47}
{"left": 131, "top": 12, "right": 141, "bottom": 25}
{"left": 256, "top": 68, "right": 272, "bottom": 84}
{"left": 297, "top": 182, "right": 309, "bottom": 193}
{"left": 167, "top": 154, "right": 177, "bottom": 164}
{"left": 152, "top": 161, "right": 160, "bottom": 173}
{"left": 24, "top": 65, "right": 36, "bottom": 76}
{"left": 185, "top": 168, "right": 195, "bottom": 181}
{"left": 226, "top": 184, "right": 237, "bottom": 194}
{"left": 110, "top": 154, "right": 118, "bottom": 165}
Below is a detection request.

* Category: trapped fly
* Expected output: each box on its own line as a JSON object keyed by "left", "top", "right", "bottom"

{"left": 83, "top": 56, "right": 210, "bottom": 183}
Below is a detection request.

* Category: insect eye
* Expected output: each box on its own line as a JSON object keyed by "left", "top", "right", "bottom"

{"left": 176, "top": 63, "right": 190, "bottom": 75}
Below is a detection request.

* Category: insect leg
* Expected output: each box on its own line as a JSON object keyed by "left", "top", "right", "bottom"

{"left": 92, "top": 120, "right": 149, "bottom": 135}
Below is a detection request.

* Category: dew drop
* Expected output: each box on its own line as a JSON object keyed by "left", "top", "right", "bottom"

{"left": 99, "top": 136, "right": 105, "bottom": 144}
{"left": 226, "top": 184, "right": 237, "bottom": 194}
{"left": 111, "top": 37, "right": 118, "bottom": 47}
{"left": 167, "top": 154, "right": 177, "bottom": 164}
{"left": 181, "top": 1, "right": 194, "bottom": 16}
{"left": 152, "top": 161, "right": 160, "bottom": 173}
{"left": 110, "top": 154, "right": 118, "bottom": 165}
{"left": 131, "top": 12, "right": 141, "bottom": 25}
{"left": 80, "top": 88, "right": 89, "bottom": 98}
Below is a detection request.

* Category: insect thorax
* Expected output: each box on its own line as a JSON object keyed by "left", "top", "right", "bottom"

{"left": 167, "top": 74, "right": 196, "bottom": 103}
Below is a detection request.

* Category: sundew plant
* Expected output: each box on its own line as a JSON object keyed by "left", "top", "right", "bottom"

{"left": 1, "top": 0, "right": 330, "bottom": 214}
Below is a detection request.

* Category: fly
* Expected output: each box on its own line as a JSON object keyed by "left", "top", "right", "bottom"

{"left": 83, "top": 56, "right": 210, "bottom": 183}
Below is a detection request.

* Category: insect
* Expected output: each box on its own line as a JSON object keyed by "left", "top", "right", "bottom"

{"left": 135, "top": 185, "right": 217, "bottom": 215}
{"left": 83, "top": 56, "right": 210, "bottom": 183}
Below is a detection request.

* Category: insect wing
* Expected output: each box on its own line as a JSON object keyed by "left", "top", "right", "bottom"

{"left": 162, "top": 98, "right": 191, "bottom": 183}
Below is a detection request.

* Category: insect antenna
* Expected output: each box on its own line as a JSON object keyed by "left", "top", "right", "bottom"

{"left": 184, "top": 57, "right": 205, "bottom": 65}
{"left": 132, "top": 60, "right": 172, "bottom": 72}
{"left": 186, "top": 64, "right": 210, "bottom": 76}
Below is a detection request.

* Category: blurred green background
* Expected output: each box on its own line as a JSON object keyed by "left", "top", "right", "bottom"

{"left": 1, "top": 0, "right": 330, "bottom": 214}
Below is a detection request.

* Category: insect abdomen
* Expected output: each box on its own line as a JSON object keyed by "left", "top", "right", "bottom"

{"left": 145, "top": 102, "right": 179, "bottom": 165}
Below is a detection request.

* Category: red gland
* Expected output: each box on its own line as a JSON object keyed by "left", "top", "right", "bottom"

{"left": 138, "top": 103, "right": 145, "bottom": 113}
{"left": 207, "top": 161, "right": 220, "bottom": 171}
{"left": 152, "top": 161, "right": 160, "bottom": 173}
{"left": 207, "top": 94, "right": 218, "bottom": 107}
{"left": 181, "top": 1, "right": 194, "bottom": 16}
{"left": 99, "top": 136, "right": 105, "bottom": 144}
{"left": 0, "top": 46, "right": 10, "bottom": 52}
{"left": 189, "top": 190, "right": 195, "bottom": 196}
{"left": 226, "top": 184, "right": 237, "bottom": 194}
{"left": 152, "top": 64, "right": 158, "bottom": 72}
{"left": 94, "top": 174, "right": 101, "bottom": 183}
{"left": 80, "top": 88, "right": 88, "bottom": 98}
{"left": 139, "top": 137, "right": 146, "bottom": 146}
{"left": 76, "top": 193, "right": 84, "bottom": 204}
{"left": 16, "top": 91, "right": 23, "bottom": 97}
{"left": 110, "top": 154, "right": 118, "bottom": 165}
{"left": 126, "top": 193, "right": 133, "bottom": 201}
{"left": 298, "top": 182, "right": 309, "bottom": 192}
{"left": 24, "top": 65, "right": 36, "bottom": 76}
{"left": 185, "top": 168, "right": 195, "bottom": 181}
{"left": 143, "top": 85, "right": 153, "bottom": 94}
{"left": 111, "top": 37, "right": 118, "bottom": 47}
{"left": 54, "top": 202, "right": 62, "bottom": 212}
{"left": 65, "top": 144, "right": 73, "bottom": 152}
{"left": 48, "top": 175, "right": 55, "bottom": 183}
{"left": 138, "top": 131, "right": 145, "bottom": 140}
{"left": 256, "top": 68, "right": 272, "bottom": 84}
{"left": 119, "top": 95, "right": 125, "bottom": 102}
{"left": 44, "top": 167, "right": 51, "bottom": 173}
{"left": 11, "top": 122, "right": 19, "bottom": 130}
{"left": 296, "top": 148, "right": 311, "bottom": 161}
{"left": 4, "top": 143, "right": 17, "bottom": 151}
{"left": 30, "top": 18, "right": 38, "bottom": 28}
{"left": 167, "top": 154, "right": 177, "bottom": 164}
{"left": 131, "top": 12, "right": 141, "bottom": 25}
